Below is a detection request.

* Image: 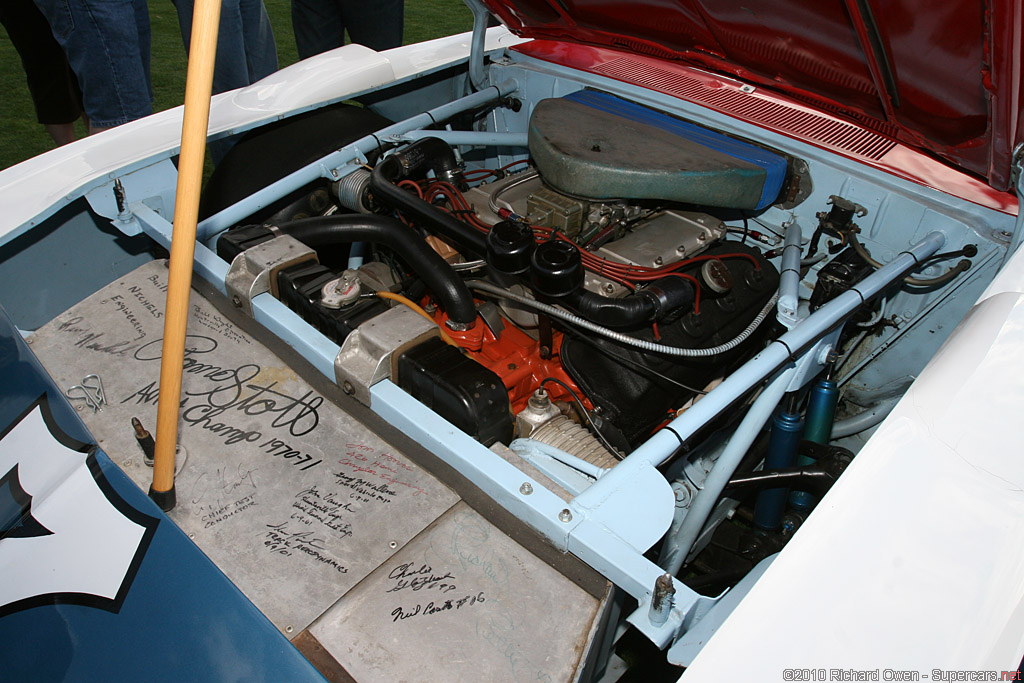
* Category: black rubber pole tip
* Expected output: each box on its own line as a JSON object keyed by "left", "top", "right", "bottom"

{"left": 148, "top": 485, "right": 176, "bottom": 512}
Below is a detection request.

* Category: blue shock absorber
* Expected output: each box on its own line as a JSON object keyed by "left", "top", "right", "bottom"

{"left": 753, "top": 392, "right": 804, "bottom": 530}
{"left": 790, "top": 365, "right": 840, "bottom": 510}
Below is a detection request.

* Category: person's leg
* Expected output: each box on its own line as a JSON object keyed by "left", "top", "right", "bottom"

{"left": 131, "top": 0, "right": 151, "bottom": 98}
{"left": 33, "top": 0, "right": 152, "bottom": 130}
{"left": 43, "top": 123, "right": 77, "bottom": 146}
{"left": 1, "top": 0, "right": 84, "bottom": 143}
{"left": 291, "top": 0, "right": 345, "bottom": 60}
{"left": 239, "top": 0, "right": 277, "bottom": 83}
{"left": 342, "top": 0, "right": 403, "bottom": 51}
{"left": 172, "top": 0, "right": 251, "bottom": 95}
{"left": 173, "top": 0, "right": 277, "bottom": 163}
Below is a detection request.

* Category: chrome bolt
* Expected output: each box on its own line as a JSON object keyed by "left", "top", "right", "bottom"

{"left": 520, "top": 482, "right": 533, "bottom": 495}
{"left": 602, "top": 283, "right": 615, "bottom": 294}
{"left": 558, "top": 508, "right": 573, "bottom": 523}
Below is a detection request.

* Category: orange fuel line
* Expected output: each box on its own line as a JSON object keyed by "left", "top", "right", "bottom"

{"left": 150, "top": 0, "right": 222, "bottom": 511}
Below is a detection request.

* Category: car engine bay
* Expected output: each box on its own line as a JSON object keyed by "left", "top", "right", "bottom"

{"left": 201, "top": 72, "right": 992, "bottom": 612}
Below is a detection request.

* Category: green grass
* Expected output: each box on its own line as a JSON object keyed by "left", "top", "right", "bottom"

{"left": 0, "top": 0, "right": 473, "bottom": 170}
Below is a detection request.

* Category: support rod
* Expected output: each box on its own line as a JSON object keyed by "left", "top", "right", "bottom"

{"left": 573, "top": 231, "right": 945, "bottom": 509}
{"left": 150, "top": 0, "right": 222, "bottom": 511}
{"left": 467, "top": 0, "right": 491, "bottom": 92}
{"left": 392, "top": 130, "right": 528, "bottom": 148}
{"left": 195, "top": 80, "right": 520, "bottom": 242}
{"left": 660, "top": 370, "right": 792, "bottom": 575}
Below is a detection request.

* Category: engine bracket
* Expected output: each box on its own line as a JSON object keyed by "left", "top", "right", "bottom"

{"left": 333, "top": 305, "right": 439, "bottom": 406}
{"left": 224, "top": 234, "right": 317, "bottom": 317}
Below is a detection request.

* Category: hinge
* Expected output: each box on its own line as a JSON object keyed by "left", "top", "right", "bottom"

{"left": 1012, "top": 142, "right": 1024, "bottom": 187}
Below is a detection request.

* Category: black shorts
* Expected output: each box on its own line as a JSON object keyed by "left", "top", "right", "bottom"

{"left": 0, "top": 0, "right": 83, "bottom": 125}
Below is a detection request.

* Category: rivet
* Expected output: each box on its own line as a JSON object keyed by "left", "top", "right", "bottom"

{"left": 231, "top": 295, "right": 242, "bottom": 308}
{"left": 558, "top": 509, "right": 573, "bottom": 523}
{"left": 520, "top": 483, "right": 533, "bottom": 495}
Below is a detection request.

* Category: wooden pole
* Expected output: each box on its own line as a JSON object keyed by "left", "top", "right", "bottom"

{"left": 149, "top": 0, "right": 222, "bottom": 511}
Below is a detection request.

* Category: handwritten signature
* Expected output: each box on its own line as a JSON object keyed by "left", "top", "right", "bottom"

{"left": 390, "top": 592, "right": 485, "bottom": 622}
{"left": 263, "top": 522, "right": 347, "bottom": 573}
{"left": 56, "top": 316, "right": 140, "bottom": 357}
{"left": 121, "top": 335, "right": 324, "bottom": 467}
{"left": 191, "top": 463, "right": 258, "bottom": 505}
{"left": 386, "top": 563, "right": 457, "bottom": 594}
{"left": 290, "top": 485, "right": 354, "bottom": 537}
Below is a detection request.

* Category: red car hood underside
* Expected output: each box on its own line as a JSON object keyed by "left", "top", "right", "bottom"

{"left": 481, "top": 0, "right": 1023, "bottom": 192}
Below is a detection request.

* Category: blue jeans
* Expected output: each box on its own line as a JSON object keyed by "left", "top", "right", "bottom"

{"left": 171, "top": 0, "right": 277, "bottom": 163}
{"left": 32, "top": 0, "right": 152, "bottom": 129}
{"left": 291, "top": 0, "right": 404, "bottom": 59}
{"left": 171, "top": 0, "right": 277, "bottom": 97}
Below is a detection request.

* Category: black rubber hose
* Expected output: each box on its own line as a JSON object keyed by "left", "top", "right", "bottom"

{"left": 388, "top": 136, "right": 461, "bottom": 182}
{"left": 725, "top": 468, "right": 837, "bottom": 496}
{"left": 277, "top": 214, "right": 478, "bottom": 325}
{"left": 562, "top": 277, "right": 695, "bottom": 328}
{"left": 370, "top": 148, "right": 487, "bottom": 257}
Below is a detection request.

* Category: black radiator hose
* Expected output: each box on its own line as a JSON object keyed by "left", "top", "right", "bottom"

{"left": 277, "top": 214, "right": 478, "bottom": 326}
{"left": 370, "top": 139, "right": 488, "bottom": 257}
{"left": 523, "top": 237, "right": 696, "bottom": 328}
{"left": 385, "top": 136, "right": 462, "bottom": 184}
{"left": 563, "top": 279, "right": 695, "bottom": 328}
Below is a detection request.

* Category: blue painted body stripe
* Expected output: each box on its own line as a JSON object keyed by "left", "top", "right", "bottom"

{"left": 564, "top": 90, "right": 787, "bottom": 210}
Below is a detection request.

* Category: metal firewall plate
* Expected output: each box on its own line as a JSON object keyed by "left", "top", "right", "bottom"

{"left": 334, "top": 305, "right": 439, "bottom": 406}
{"left": 225, "top": 234, "right": 318, "bottom": 316}
{"left": 27, "top": 261, "right": 459, "bottom": 636}
{"left": 308, "top": 502, "right": 602, "bottom": 681}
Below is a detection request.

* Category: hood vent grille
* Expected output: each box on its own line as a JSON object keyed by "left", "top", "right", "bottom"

{"left": 591, "top": 58, "right": 896, "bottom": 161}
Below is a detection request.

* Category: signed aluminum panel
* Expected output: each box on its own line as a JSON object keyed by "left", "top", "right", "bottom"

{"left": 28, "top": 261, "right": 459, "bottom": 635}
{"left": 309, "top": 501, "right": 602, "bottom": 682}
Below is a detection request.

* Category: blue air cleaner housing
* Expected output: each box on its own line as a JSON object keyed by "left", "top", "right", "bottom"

{"left": 528, "top": 91, "right": 788, "bottom": 211}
